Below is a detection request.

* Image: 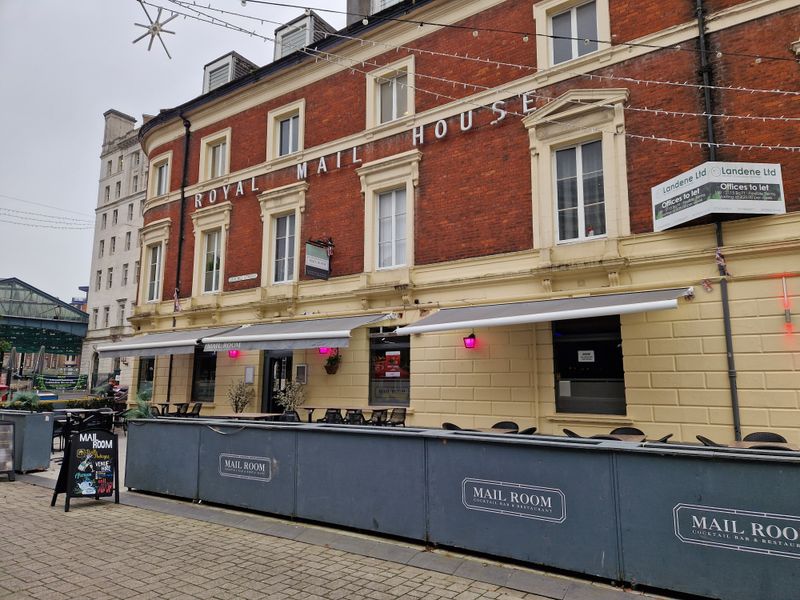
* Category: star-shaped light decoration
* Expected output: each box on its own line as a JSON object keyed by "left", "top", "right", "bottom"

{"left": 133, "top": 0, "right": 178, "bottom": 59}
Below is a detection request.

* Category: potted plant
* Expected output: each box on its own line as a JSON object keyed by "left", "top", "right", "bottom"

{"left": 8, "top": 390, "right": 40, "bottom": 413}
{"left": 324, "top": 349, "right": 341, "bottom": 374}
{"left": 124, "top": 390, "right": 155, "bottom": 419}
{"left": 228, "top": 379, "right": 254, "bottom": 413}
{"left": 275, "top": 381, "right": 306, "bottom": 413}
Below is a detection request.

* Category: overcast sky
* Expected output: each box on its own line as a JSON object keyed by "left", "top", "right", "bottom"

{"left": 0, "top": 0, "right": 346, "bottom": 303}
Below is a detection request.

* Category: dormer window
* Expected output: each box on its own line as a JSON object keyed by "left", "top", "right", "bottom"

{"left": 207, "top": 64, "right": 230, "bottom": 92}
{"left": 202, "top": 52, "right": 257, "bottom": 94}
{"left": 275, "top": 22, "right": 309, "bottom": 58}
{"left": 371, "top": 0, "right": 403, "bottom": 11}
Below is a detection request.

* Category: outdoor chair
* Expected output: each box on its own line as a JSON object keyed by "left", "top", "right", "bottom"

{"left": 366, "top": 409, "right": 388, "bottom": 426}
{"left": 344, "top": 409, "right": 366, "bottom": 425}
{"left": 654, "top": 434, "right": 674, "bottom": 443}
{"left": 696, "top": 434, "right": 725, "bottom": 447}
{"left": 317, "top": 408, "right": 344, "bottom": 424}
{"left": 52, "top": 416, "right": 67, "bottom": 451}
{"left": 517, "top": 426, "right": 537, "bottom": 435}
{"left": 385, "top": 407, "right": 406, "bottom": 427}
{"left": 562, "top": 428, "right": 582, "bottom": 438}
{"left": 492, "top": 421, "right": 519, "bottom": 433}
{"left": 442, "top": 422, "right": 461, "bottom": 430}
{"left": 610, "top": 427, "right": 645, "bottom": 436}
{"left": 150, "top": 405, "right": 161, "bottom": 417}
{"left": 743, "top": 431, "right": 787, "bottom": 443}
{"left": 279, "top": 410, "right": 301, "bottom": 422}
{"left": 174, "top": 403, "right": 189, "bottom": 417}
{"left": 187, "top": 403, "right": 203, "bottom": 418}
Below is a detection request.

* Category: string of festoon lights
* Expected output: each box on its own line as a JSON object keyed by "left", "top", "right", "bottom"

{"left": 172, "top": 0, "right": 800, "bottom": 97}
{"left": 166, "top": 0, "right": 800, "bottom": 125}
{"left": 236, "top": 0, "right": 799, "bottom": 65}
{"left": 144, "top": 0, "right": 800, "bottom": 152}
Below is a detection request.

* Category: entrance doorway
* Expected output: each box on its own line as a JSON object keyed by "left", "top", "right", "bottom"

{"left": 262, "top": 352, "right": 293, "bottom": 413}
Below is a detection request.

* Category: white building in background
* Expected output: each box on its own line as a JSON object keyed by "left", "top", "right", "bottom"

{"left": 80, "top": 110, "right": 149, "bottom": 389}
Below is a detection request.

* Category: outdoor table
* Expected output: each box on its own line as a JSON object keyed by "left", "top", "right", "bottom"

{"left": 159, "top": 402, "right": 189, "bottom": 416}
{"left": 210, "top": 412, "right": 283, "bottom": 421}
{"left": 729, "top": 440, "right": 799, "bottom": 451}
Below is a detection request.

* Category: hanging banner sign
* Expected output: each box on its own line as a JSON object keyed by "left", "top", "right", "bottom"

{"left": 305, "top": 243, "right": 331, "bottom": 280}
{"left": 651, "top": 162, "right": 785, "bottom": 232}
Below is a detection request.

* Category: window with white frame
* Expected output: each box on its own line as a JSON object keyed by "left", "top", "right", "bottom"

{"left": 191, "top": 203, "right": 230, "bottom": 297}
{"left": 122, "top": 263, "right": 129, "bottom": 286}
{"left": 98, "top": 240, "right": 104, "bottom": 258}
{"left": 267, "top": 100, "right": 305, "bottom": 161}
{"left": 202, "top": 229, "right": 222, "bottom": 293}
{"left": 377, "top": 189, "right": 406, "bottom": 269}
{"left": 117, "top": 301, "right": 126, "bottom": 326}
{"left": 367, "top": 56, "right": 414, "bottom": 129}
{"left": 259, "top": 182, "right": 305, "bottom": 286}
{"left": 273, "top": 213, "right": 295, "bottom": 284}
{"left": 150, "top": 152, "right": 172, "bottom": 197}
{"left": 356, "top": 149, "right": 420, "bottom": 274}
{"left": 115, "top": 181, "right": 121, "bottom": 199}
{"left": 110, "top": 236, "right": 116, "bottom": 255}
{"left": 523, "top": 88, "right": 629, "bottom": 250}
{"left": 107, "top": 267, "right": 113, "bottom": 289}
{"left": 103, "top": 306, "right": 110, "bottom": 328}
{"left": 106, "top": 160, "right": 112, "bottom": 176}
{"left": 132, "top": 174, "right": 138, "bottom": 192}
{"left": 101, "top": 213, "right": 107, "bottom": 229}
{"left": 279, "top": 114, "right": 299, "bottom": 157}
{"left": 200, "top": 130, "right": 230, "bottom": 181}
{"left": 95, "top": 270, "right": 102, "bottom": 291}
{"left": 134, "top": 151, "right": 140, "bottom": 166}
{"left": 125, "top": 231, "right": 131, "bottom": 251}
{"left": 534, "top": 0, "right": 609, "bottom": 69}
{"left": 92, "top": 308, "right": 98, "bottom": 329}
{"left": 104, "top": 187, "right": 110, "bottom": 203}
{"left": 134, "top": 261, "right": 140, "bottom": 284}
{"left": 112, "top": 209, "right": 118, "bottom": 225}
{"left": 555, "top": 140, "right": 605, "bottom": 242}
{"left": 146, "top": 243, "right": 162, "bottom": 302}
{"left": 118, "top": 155, "right": 124, "bottom": 172}
{"left": 127, "top": 203, "right": 134, "bottom": 221}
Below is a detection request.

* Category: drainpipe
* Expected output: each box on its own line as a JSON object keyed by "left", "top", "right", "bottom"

{"left": 166, "top": 115, "right": 192, "bottom": 404}
{"left": 697, "top": 0, "right": 742, "bottom": 440}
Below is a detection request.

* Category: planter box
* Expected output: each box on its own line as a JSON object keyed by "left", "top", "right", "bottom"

{"left": 0, "top": 410, "right": 55, "bottom": 472}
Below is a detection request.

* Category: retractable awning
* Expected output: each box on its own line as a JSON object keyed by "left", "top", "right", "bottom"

{"left": 95, "top": 326, "right": 239, "bottom": 358}
{"left": 396, "top": 288, "right": 693, "bottom": 335}
{"left": 201, "top": 314, "right": 392, "bottom": 351}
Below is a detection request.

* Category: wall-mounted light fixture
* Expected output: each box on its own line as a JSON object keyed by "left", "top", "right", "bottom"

{"left": 782, "top": 277, "right": 793, "bottom": 333}
{"left": 228, "top": 349, "right": 240, "bottom": 359}
{"left": 463, "top": 333, "right": 477, "bottom": 349}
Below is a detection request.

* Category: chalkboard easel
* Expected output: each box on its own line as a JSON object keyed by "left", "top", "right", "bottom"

{"left": 51, "top": 428, "right": 119, "bottom": 512}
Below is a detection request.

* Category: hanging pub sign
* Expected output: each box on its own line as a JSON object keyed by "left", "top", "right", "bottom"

{"left": 651, "top": 162, "right": 785, "bottom": 232}
{"left": 305, "top": 241, "right": 331, "bottom": 280}
{"left": 51, "top": 428, "right": 119, "bottom": 512}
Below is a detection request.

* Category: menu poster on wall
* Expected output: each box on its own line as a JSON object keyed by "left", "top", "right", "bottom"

{"left": 651, "top": 161, "right": 784, "bottom": 231}
{"left": 51, "top": 429, "right": 119, "bottom": 512}
{"left": 384, "top": 351, "right": 401, "bottom": 377}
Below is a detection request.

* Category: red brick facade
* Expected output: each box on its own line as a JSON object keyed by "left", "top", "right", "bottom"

{"left": 141, "top": 0, "right": 800, "bottom": 300}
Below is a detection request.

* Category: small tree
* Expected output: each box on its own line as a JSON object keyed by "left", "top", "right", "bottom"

{"left": 228, "top": 379, "right": 255, "bottom": 413}
{"left": 124, "top": 390, "right": 155, "bottom": 419}
{"left": 9, "top": 390, "right": 40, "bottom": 412}
{"left": 275, "top": 381, "right": 306, "bottom": 413}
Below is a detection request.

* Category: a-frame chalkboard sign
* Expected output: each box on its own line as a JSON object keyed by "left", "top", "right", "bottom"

{"left": 51, "top": 428, "right": 119, "bottom": 512}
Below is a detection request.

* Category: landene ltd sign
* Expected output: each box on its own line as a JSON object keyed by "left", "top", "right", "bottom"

{"left": 651, "top": 161, "right": 785, "bottom": 231}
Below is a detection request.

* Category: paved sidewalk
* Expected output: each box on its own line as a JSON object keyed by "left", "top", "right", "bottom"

{"left": 1, "top": 477, "right": 675, "bottom": 600}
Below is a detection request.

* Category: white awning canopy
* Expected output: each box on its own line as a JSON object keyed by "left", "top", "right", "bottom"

{"left": 95, "top": 326, "right": 238, "bottom": 358}
{"left": 396, "top": 288, "right": 693, "bottom": 335}
{"left": 201, "top": 314, "right": 392, "bottom": 351}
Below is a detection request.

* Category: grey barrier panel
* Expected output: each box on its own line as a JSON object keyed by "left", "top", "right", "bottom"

{"left": 426, "top": 434, "right": 622, "bottom": 580}
{"left": 125, "top": 419, "right": 200, "bottom": 499}
{"left": 0, "top": 411, "right": 55, "bottom": 472}
{"left": 197, "top": 424, "right": 296, "bottom": 515}
{"left": 616, "top": 448, "right": 800, "bottom": 600}
{"left": 295, "top": 426, "right": 427, "bottom": 539}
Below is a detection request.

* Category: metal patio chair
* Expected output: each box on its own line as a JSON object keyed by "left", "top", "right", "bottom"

{"left": 696, "top": 434, "right": 725, "bottom": 447}
{"left": 442, "top": 422, "right": 461, "bottom": 430}
{"left": 610, "top": 426, "right": 645, "bottom": 436}
{"left": 517, "top": 426, "right": 537, "bottom": 435}
{"left": 365, "top": 409, "right": 388, "bottom": 426}
{"left": 385, "top": 408, "right": 406, "bottom": 427}
{"left": 344, "top": 409, "right": 366, "bottom": 425}
{"left": 187, "top": 403, "right": 203, "bottom": 418}
{"left": 317, "top": 408, "right": 344, "bottom": 424}
{"left": 562, "top": 428, "right": 582, "bottom": 438}
{"left": 492, "top": 421, "right": 519, "bottom": 433}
